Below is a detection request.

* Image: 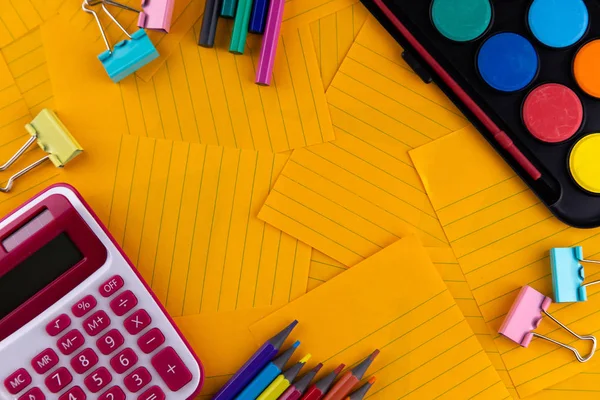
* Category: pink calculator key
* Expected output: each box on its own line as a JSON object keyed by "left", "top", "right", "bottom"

{"left": 100, "top": 275, "right": 124, "bottom": 297}
{"left": 151, "top": 347, "right": 192, "bottom": 392}
{"left": 124, "top": 367, "right": 152, "bottom": 393}
{"left": 138, "top": 386, "right": 166, "bottom": 400}
{"left": 31, "top": 348, "right": 59, "bottom": 374}
{"left": 97, "top": 329, "right": 125, "bottom": 355}
{"left": 99, "top": 386, "right": 126, "bottom": 400}
{"left": 83, "top": 310, "right": 111, "bottom": 336}
{"left": 59, "top": 386, "right": 86, "bottom": 400}
{"left": 71, "top": 348, "right": 99, "bottom": 374}
{"left": 110, "top": 348, "right": 138, "bottom": 374}
{"left": 46, "top": 314, "right": 71, "bottom": 336}
{"left": 138, "top": 328, "right": 165, "bottom": 354}
{"left": 45, "top": 367, "right": 72, "bottom": 393}
{"left": 18, "top": 387, "right": 45, "bottom": 400}
{"left": 4, "top": 368, "right": 32, "bottom": 394}
{"left": 124, "top": 310, "right": 152, "bottom": 335}
{"left": 72, "top": 295, "right": 97, "bottom": 318}
{"left": 84, "top": 367, "right": 112, "bottom": 393}
{"left": 57, "top": 329, "right": 85, "bottom": 355}
{"left": 110, "top": 290, "right": 138, "bottom": 316}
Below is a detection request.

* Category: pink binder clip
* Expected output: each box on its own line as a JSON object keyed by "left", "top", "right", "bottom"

{"left": 499, "top": 286, "right": 597, "bottom": 362}
{"left": 138, "top": 0, "right": 174, "bottom": 32}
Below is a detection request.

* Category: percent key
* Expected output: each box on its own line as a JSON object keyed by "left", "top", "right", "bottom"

{"left": 72, "top": 295, "right": 97, "bottom": 317}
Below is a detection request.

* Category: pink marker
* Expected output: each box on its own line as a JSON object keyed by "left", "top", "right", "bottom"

{"left": 138, "top": 0, "right": 175, "bottom": 33}
{"left": 499, "top": 285, "right": 596, "bottom": 362}
{"left": 255, "top": 0, "right": 285, "bottom": 85}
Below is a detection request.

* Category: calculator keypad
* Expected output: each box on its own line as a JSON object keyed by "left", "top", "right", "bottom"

{"left": 59, "top": 386, "right": 86, "bottom": 400}
{"left": 83, "top": 367, "right": 112, "bottom": 393}
{"left": 71, "top": 348, "right": 98, "bottom": 374}
{"left": 72, "top": 295, "right": 97, "bottom": 318}
{"left": 139, "top": 385, "right": 166, "bottom": 400}
{"left": 110, "top": 348, "right": 138, "bottom": 374}
{"left": 124, "top": 367, "right": 152, "bottom": 393}
{"left": 45, "top": 314, "right": 71, "bottom": 337}
{"left": 4, "top": 368, "right": 32, "bottom": 394}
{"left": 31, "top": 349, "right": 59, "bottom": 375}
{"left": 110, "top": 290, "right": 138, "bottom": 316}
{"left": 99, "top": 386, "right": 127, "bottom": 400}
{"left": 45, "top": 367, "right": 72, "bottom": 393}
{"left": 57, "top": 330, "right": 85, "bottom": 355}
{"left": 124, "top": 309, "right": 152, "bottom": 335}
{"left": 18, "top": 387, "right": 45, "bottom": 400}
{"left": 82, "top": 310, "right": 111, "bottom": 336}
{"left": 100, "top": 276, "right": 124, "bottom": 297}
{"left": 138, "top": 328, "right": 165, "bottom": 354}
{"left": 151, "top": 347, "right": 193, "bottom": 392}
{"left": 97, "top": 329, "right": 125, "bottom": 355}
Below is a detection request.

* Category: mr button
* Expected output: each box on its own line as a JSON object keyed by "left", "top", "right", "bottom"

{"left": 100, "top": 275, "right": 124, "bottom": 297}
{"left": 4, "top": 368, "right": 32, "bottom": 394}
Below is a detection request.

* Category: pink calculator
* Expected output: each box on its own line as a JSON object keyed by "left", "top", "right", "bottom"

{"left": 0, "top": 184, "right": 203, "bottom": 400}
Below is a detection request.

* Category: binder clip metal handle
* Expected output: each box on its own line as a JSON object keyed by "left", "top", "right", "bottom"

{"left": 82, "top": 0, "right": 136, "bottom": 53}
{"left": 550, "top": 247, "right": 600, "bottom": 303}
{"left": 499, "top": 285, "right": 597, "bottom": 363}
{"left": 0, "top": 136, "right": 50, "bottom": 193}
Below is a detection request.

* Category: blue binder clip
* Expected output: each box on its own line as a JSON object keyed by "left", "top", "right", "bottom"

{"left": 82, "top": 0, "right": 159, "bottom": 82}
{"left": 550, "top": 247, "right": 600, "bottom": 303}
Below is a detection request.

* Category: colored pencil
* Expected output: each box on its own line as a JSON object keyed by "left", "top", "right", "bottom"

{"left": 300, "top": 364, "right": 345, "bottom": 400}
{"left": 198, "top": 0, "right": 222, "bottom": 47}
{"left": 249, "top": 0, "right": 269, "bottom": 33}
{"left": 345, "top": 377, "right": 376, "bottom": 400}
{"left": 213, "top": 320, "right": 298, "bottom": 400}
{"left": 235, "top": 341, "right": 301, "bottom": 400}
{"left": 230, "top": 0, "right": 253, "bottom": 53}
{"left": 278, "top": 363, "right": 323, "bottom": 400}
{"left": 221, "top": 0, "right": 238, "bottom": 17}
{"left": 257, "top": 354, "right": 312, "bottom": 400}
{"left": 255, "top": 0, "right": 284, "bottom": 85}
{"left": 321, "top": 350, "right": 379, "bottom": 400}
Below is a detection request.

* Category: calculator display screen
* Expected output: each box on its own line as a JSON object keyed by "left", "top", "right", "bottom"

{"left": 0, "top": 233, "right": 83, "bottom": 320}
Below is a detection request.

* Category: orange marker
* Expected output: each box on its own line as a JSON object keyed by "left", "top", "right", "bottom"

{"left": 322, "top": 350, "right": 379, "bottom": 400}
{"left": 345, "top": 377, "right": 376, "bottom": 400}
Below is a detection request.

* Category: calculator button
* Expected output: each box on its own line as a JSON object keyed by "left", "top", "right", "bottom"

{"left": 99, "top": 386, "right": 126, "bottom": 400}
{"left": 83, "top": 310, "right": 111, "bottom": 336}
{"left": 97, "top": 329, "right": 125, "bottom": 355}
{"left": 138, "top": 386, "right": 166, "bottom": 400}
{"left": 72, "top": 295, "right": 97, "bottom": 318}
{"left": 71, "top": 348, "right": 99, "bottom": 374}
{"left": 110, "top": 348, "right": 138, "bottom": 374}
{"left": 4, "top": 368, "right": 32, "bottom": 394}
{"left": 138, "top": 328, "right": 165, "bottom": 354}
{"left": 31, "top": 348, "right": 59, "bottom": 374}
{"left": 100, "top": 275, "right": 124, "bottom": 297}
{"left": 151, "top": 347, "right": 192, "bottom": 392}
{"left": 84, "top": 367, "right": 112, "bottom": 393}
{"left": 110, "top": 290, "right": 138, "bottom": 316}
{"left": 46, "top": 314, "right": 71, "bottom": 337}
{"left": 18, "top": 387, "right": 45, "bottom": 400}
{"left": 124, "top": 367, "right": 152, "bottom": 393}
{"left": 59, "top": 386, "right": 86, "bottom": 400}
{"left": 45, "top": 367, "right": 72, "bottom": 393}
{"left": 57, "top": 329, "right": 85, "bottom": 355}
{"left": 124, "top": 310, "right": 152, "bottom": 335}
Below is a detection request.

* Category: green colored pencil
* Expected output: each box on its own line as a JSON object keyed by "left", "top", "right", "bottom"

{"left": 230, "top": 0, "right": 254, "bottom": 53}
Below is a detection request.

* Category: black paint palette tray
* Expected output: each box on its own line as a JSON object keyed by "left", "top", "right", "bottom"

{"left": 362, "top": 0, "right": 600, "bottom": 228}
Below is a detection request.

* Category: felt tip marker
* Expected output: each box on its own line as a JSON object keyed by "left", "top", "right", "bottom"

{"left": 322, "top": 350, "right": 380, "bottom": 400}
{"left": 300, "top": 363, "right": 345, "bottom": 400}
{"left": 257, "top": 354, "right": 312, "bottom": 400}
{"left": 198, "top": 0, "right": 222, "bottom": 47}
{"left": 234, "top": 341, "right": 301, "bottom": 400}
{"left": 213, "top": 320, "right": 298, "bottom": 400}
{"left": 278, "top": 363, "right": 323, "bottom": 400}
{"left": 345, "top": 377, "right": 376, "bottom": 400}
{"left": 249, "top": 0, "right": 269, "bottom": 33}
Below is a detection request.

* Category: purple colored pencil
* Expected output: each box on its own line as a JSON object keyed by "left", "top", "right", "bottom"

{"left": 213, "top": 320, "right": 298, "bottom": 400}
{"left": 255, "top": 0, "right": 285, "bottom": 85}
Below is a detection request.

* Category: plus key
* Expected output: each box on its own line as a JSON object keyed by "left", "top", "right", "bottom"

{"left": 150, "top": 347, "right": 192, "bottom": 392}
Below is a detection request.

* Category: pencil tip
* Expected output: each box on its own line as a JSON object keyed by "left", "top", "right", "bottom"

{"left": 368, "top": 376, "right": 377, "bottom": 384}
{"left": 268, "top": 320, "right": 299, "bottom": 349}
{"left": 292, "top": 340, "right": 301, "bottom": 348}
{"left": 300, "top": 354, "right": 311, "bottom": 363}
{"left": 313, "top": 363, "right": 324, "bottom": 372}
{"left": 369, "top": 350, "right": 380, "bottom": 360}
{"left": 334, "top": 364, "right": 345, "bottom": 374}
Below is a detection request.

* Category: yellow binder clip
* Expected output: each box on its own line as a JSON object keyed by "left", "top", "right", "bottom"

{"left": 0, "top": 109, "right": 83, "bottom": 192}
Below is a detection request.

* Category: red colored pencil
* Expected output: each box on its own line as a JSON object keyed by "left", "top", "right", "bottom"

{"left": 300, "top": 363, "right": 345, "bottom": 400}
{"left": 278, "top": 363, "right": 323, "bottom": 400}
{"left": 322, "top": 350, "right": 379, "bottom": 400}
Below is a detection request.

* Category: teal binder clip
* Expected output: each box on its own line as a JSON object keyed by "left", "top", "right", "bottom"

{"left": 550, "top": 247, "right": 600, "bottom": 303}
{"left": 82, "top": 0, "right": 159, "bottom": 82}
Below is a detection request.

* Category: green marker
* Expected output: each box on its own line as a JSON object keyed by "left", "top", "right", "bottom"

{"left": 221, "top": 0, "right": 238, "bottom": 18}
{"left": 230, "top": 0, "right": 253, "bottom": 54}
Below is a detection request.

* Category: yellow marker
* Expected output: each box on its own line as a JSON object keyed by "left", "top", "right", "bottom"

{"left": 256, "top": 354, "right": 311, "bottom": 400}
{"left": 0, "top": 109, "right": 82, "bottom": 192}
{"left": 569, "top": 133, "right": 600, "bottom": 193}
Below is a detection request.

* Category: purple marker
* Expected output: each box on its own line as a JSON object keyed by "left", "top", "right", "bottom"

{"left": 255, "top": 0, "right": 285, "bottom": 85}
{"left": 213, "top": 320, "right": 298, "bottom": 400}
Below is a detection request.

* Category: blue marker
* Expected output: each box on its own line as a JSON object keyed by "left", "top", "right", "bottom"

{"left": 249, "top": 0, "right": 270, "bottom": 33}
{"left": 235, "top": 341, "right": 300, "bottom": 400}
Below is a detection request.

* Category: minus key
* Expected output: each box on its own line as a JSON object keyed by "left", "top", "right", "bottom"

{"left": 138, "top": 328, "right": 166, "bottom": 354}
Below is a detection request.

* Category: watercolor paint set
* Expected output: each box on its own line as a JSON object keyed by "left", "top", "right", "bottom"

{"left": 363, "top": 0, "right": 600, "bottom": 227}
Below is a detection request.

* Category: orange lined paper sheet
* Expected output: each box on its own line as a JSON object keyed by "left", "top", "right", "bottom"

{"left": 250, "top": 237, "right": 511, "bottom": 400}
{"left": 410, "top": 126, "right": 600, "bottom": 397}
{"left": 258, "top": 18, "right": 468, "bottom": 266}
{"left": 310, "top": 2, "right": 369, "bottom": 90}
{"left": 0, "top": 0, "right": 61, "bottom": 47}
{"left": 108, "top": 135, "right": 311, "bottom": 317}
{"left": 282, "top": 0, "right": 360, "bottom": 29}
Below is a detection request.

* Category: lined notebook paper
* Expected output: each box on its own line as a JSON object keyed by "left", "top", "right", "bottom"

{"left": 108, "top": 135, "right": 311, "bottom": 316}
{"left": 1, "top": 28, "right": 53, "bottom": 115}
{"left": 0, "top": 0, "right": 60, "bottom": 47}
{"left": 258, "top": 18, "right": 468, "bottom": 266}
{"left": 310, "top": 2, "right": 368, "bottom": 90}
{"left": 251, "top": 237, "right": 510, "bottom": 400}
{"left": 410, "top": 126, "right": 600, "bottom": 397}
{"left": 174, "top": 307, "right": 276, "bottom": 399}
{"left": 282, "top": 0, "right": 359, "bottom": 29}
{"left": 58, "top": 0, "right": 202, "bottom": 81}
